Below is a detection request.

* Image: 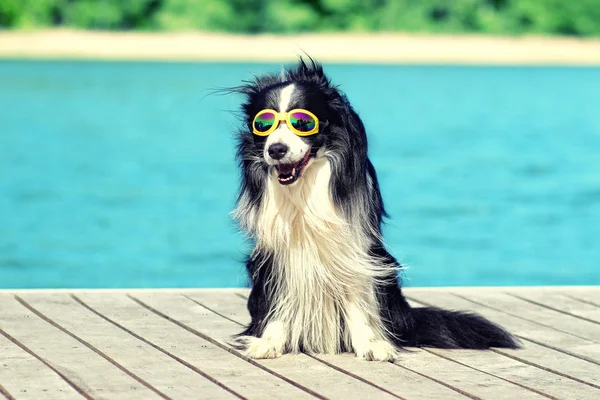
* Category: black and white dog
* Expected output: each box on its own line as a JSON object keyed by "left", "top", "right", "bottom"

{"left": 231, "top": 58, "right": 517, "bottom": 361}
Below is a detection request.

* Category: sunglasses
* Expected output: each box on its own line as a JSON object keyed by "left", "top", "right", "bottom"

{"left": 252, "top": 109, "right": 319, "bottom": 136}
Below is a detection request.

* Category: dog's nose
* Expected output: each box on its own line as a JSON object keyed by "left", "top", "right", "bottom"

{"left": 268, "top": 143, "right": 289, "bottom": 160}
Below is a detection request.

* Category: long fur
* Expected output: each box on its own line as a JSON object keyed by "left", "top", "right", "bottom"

{"left": 231, "top": 58, "right": 518, "bottom": 360}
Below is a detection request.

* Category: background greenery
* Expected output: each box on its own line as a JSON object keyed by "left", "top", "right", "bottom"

{"left": 1, "top": 0, "right": 599, "bottom": 36}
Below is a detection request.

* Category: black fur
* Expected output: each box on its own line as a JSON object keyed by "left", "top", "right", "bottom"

{"left": 233, "top": 58, "right": 518, "bottom": 352}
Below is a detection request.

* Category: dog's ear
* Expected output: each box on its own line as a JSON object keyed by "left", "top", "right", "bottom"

{"left": 327, "top": 98, "right": 388, "bottom": 230}
{"left": 331, "top": 97, "right": 369, "bottom": 158}
{"left": 327, "top": 96, "right": 371, "bottom": 212}
{"left": 234, "top": 132, "right": 266, "bottom": 233}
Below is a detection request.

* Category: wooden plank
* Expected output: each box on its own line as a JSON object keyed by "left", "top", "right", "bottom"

{"left": 2, "top": 287, "right": 599, "bottom": 399}
{"left": 73, "top": 292, "right": 315, "bottom": 400}
{"left": 131, "top": 292, "right": 399, "bottom": 400}
{"left": 0, "top": 294, "right": 160, "bottom": 400}
{"left": 16, "top": 292, "right": 239, "bottom": 400}
{"left": 187, "top": 291, "right": 552, "bottom": 400}
{"left": 508, "top": 291, "right": 600, "bottom": 324}
{"left": 541, "top": 286, "right": 600, "bottom": 297}
{"left": 405, "top": 290, "right": 600, "bottom": 386}
{"left": 0, "top": 334, "right": 83, "bottom": 400}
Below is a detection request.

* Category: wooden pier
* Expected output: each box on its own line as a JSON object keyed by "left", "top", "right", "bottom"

{"left": 1, "top": 287, "right": 599, "bottom": 399}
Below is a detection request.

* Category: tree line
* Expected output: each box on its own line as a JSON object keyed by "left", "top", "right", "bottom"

{"left": 1, "top": 0, "right": 599, "bottom": 36}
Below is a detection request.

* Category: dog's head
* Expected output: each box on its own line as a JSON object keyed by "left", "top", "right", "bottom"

{"left": 237, "top": 58, "right": 367, "bottom": 186}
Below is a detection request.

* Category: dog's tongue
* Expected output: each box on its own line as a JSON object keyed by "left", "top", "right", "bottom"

{"left": 278, "top": 164, "right": 294, "bottom": 174}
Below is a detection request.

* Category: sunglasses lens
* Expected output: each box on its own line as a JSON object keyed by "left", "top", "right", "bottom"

{"left": 289, "top": 112, "right": 316, "bottom": 133}
{"left": 254, "top": 112, "right": 276, "bottom": 133}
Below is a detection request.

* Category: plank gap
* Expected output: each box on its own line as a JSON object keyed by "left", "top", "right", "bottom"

{"left": 182, "top": 295, "right": 245, "bottom": 327}
{"left": 13, "top": 295, "right": 171, "bottom": 400}
{"left": 235, "top": 293, "right": 249, "bottom": 301}
{"left": 69, "top": 294, "right": 246, "bottom": 400}
{"left": 565, "top": 294, "right": 600, "bottom": 309}
{"left": 0, "top": 383, "right": 16, "bottom": 400}
{"left": 127, "top": 294, "right": 326, "bottom": 400}
{"left": 0, "top": 328, "right": 92, "bottom": 400}
{"left": 507, "top": 293, "right": 600, "bottom": 326}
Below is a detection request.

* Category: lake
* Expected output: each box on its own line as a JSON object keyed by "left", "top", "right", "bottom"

{"left": 1, "top": 60, "right": 599, "bottom": 288}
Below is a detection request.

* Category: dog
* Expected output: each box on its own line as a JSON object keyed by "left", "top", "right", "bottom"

{"left": 231, "top": 58, "right": 518, "bottom": 361}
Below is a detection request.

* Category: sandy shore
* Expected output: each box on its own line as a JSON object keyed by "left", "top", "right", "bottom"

{"left": 1, "top": 30, "right": 600, "bottom": 65}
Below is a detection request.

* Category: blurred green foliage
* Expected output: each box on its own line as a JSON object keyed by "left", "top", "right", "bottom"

{"left": 1, "top": 0, "right": 599, "bottom": 36}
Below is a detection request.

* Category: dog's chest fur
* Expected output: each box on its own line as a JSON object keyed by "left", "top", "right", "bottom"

{"left": 250, "top": 158, "right": 383, "bottom": 354}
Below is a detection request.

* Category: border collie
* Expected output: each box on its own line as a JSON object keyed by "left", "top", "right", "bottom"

{"left": 231, "top": 58, "right": 518, "bottom": 361}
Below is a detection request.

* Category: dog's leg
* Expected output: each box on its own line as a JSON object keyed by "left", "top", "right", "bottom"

{"left": 232, "top": 256, "right": 288, "bottom": 358}
{"left": 235, "top": 321, "right": 287, "bottom": 359}
{"left": 347, "top": 302, "right": 397, "bottom": 361}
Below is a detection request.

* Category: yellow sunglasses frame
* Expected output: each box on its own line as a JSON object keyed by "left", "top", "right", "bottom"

{"left": 252, "top": 109, "right": 319, "bottom": 137}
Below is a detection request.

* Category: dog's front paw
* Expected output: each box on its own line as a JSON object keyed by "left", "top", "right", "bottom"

{"left": 232, "top": 335, "right": 284, "bottom": 359}
{"left": 355, "top": 340, "right": 397, "bottom": 362}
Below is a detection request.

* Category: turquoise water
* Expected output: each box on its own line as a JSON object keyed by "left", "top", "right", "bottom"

{"left": 1, "top": 60, "right": 599, "bottom": 288}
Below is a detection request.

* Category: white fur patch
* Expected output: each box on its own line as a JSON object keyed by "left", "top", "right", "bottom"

{"left": 245, "top": 156, "right": 394, "bottom": 356}
{"left": 348, "top": 303, "right": 397, "bottom": 361}
{"left": 356, "top": 340, "right": 397, "bottom": 362}
{"left": 264, "top": 84, "right": 310, "bottom": 165}
{"left": 278, "top": 84, "right": 295, "bottom": 112}
{"left": 237, "top": 321, "right": 287, "bottom": 359}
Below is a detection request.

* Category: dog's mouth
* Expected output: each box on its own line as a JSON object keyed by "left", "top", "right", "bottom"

{"left": 274, "top": 150, "right": 311, "bottom": 185}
